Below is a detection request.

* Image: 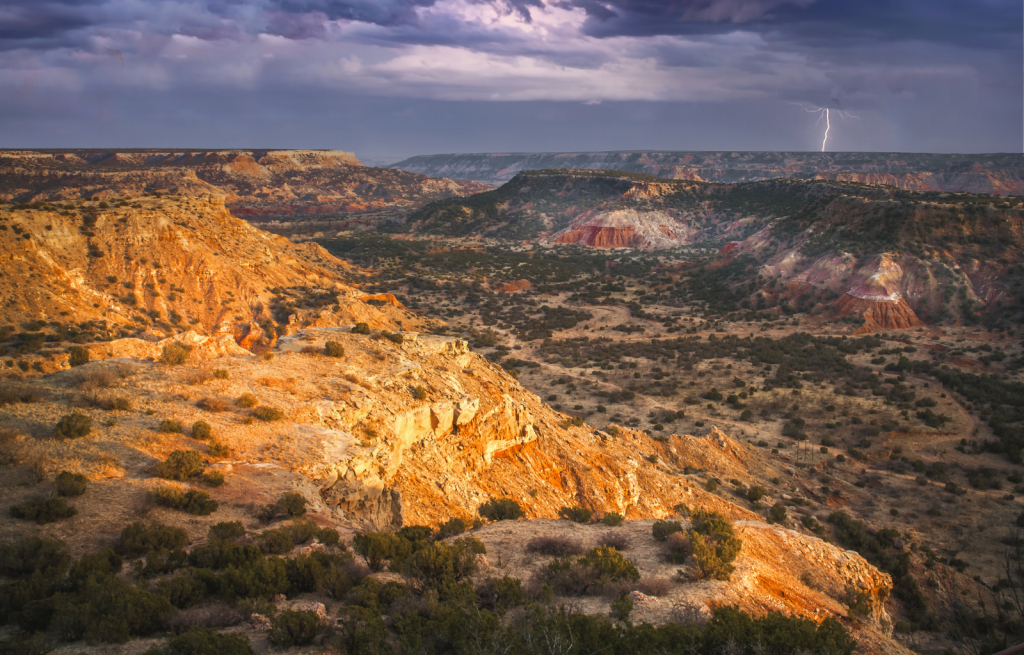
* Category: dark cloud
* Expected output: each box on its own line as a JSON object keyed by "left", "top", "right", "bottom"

{"left": 567, "top": 0, "right": 1021, "bottom": 50}
{"left": 269, "top": 0, "right": 437, "bottom": 26}
{"left": 0, "top": 0, "right": 103, "bottom": 43}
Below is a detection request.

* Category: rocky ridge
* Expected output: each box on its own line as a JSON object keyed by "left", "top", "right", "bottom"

{"left": 0, "top": 149, "right": 490, "bottom": 221}
{"left": 392, "top": 150, "right": 1024, "bottom": 195}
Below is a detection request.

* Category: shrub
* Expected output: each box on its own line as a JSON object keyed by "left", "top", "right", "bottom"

{"left": 403, "top": 537, "right": 485, "bottom": 588}
{"left": 213, "top": 369, "right": 230, "bottom": 380}
{"left": 746, "top": 486, "right": 767, "bottom": 503}
{"left": 526, "top": 536, "right": 584, "bottom": 557}
{"left": 253, "top": 406, "right": 284, "bottom": 422}
{"left": 545, "top": 545, "right": 639, "bottom": 596}
{"left": 652, "top": 520, "right": 684, "bottom": 542}
{"left": 156, "top": 450, "right": 206, "bottom": 481}
{"left": 258, "top": 529, "right": 295, "bottom": 554}
{"left": 476, "top": 575, "right": 525, "bottom": 611}
{"left": 201, "top": 470, "right": 225, "bottom": 487}
{"left": 191, "top": 421, "right": 212, "bottom": 440}
{"left": 10, "top": 496, "right": 78, "bottom": 524}
{"left": 110, "top": 396, "right": 133, "bottom": 411}
{"left": 610, "top": 593, "right": 633, "bottom": 622}
{"left": 268, "top": 609, "right": 322, "bottom": 647}
{"left": 0, "top": 536, "right": 70, "bottom": 577}
{"left": 437, "top": 516, "right": 470, "bottom": 537}
{"left": 161, "top": 342, "right": 192, "bottom": 365}
{"left": 164, "top": 627, "right": 254, "bottom": 655}
{"left": 768, "top": 503, "right": 787, "bottom": 524}
{"left": 353, "top": 532, "right": 412, "bottom": 571}
{"left": 413, "top": 385, "right": 428, "bottom": 400}
{"left": 149, "top": 486, "right": 219, "bottom": 516}
{"left": 602, "top": 512, "right": 625, "bottom": 527}
{"left": 54, "top": 412, "right": 92, "bottom": 440}
{"left": 160, "top": 419, "right": 183, "bottom": 434}
{"left": 207, "top": 441, "right": 231, "bottom": 458}
{"left": 559, "top": 506, "right": 593, "bottom": 523}
{"left": 352, "top": 323, "right": 371, "bottom": 335}
{"left": 119, "top": 522, "right": 190, "bottom": 557}
{"left": 705, "top": 479, "right": 719, "bottom": 492}
{"left": 209, "top": 521, "right": 246, "bottom": 541}
{"left": 68, "top": 346, "right": 90, "bottom": 367}
{"left": 55, "top": 471, "right": 88, "bottom": 496}
{"left": 236, "top": 393, "right": 258, "bottom": 408}
{"left": 324, "top": 341, "right": 345, "bottom": 357}
{"left": 663, "top": 531, "right": 691, "bottom": 564}
{"left": 479, "top": 497, "right": 525, "bottom": 522}
{"left": 278, "top": 492, "right": 307, "bottom": 517}
{"left": 197, "top": 397, "right": 228, "bottom": 412}
{"left": 687, "top": 511, "right": 742, "bottom": 581}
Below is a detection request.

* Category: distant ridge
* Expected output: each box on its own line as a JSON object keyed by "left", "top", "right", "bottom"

{"left": 391, "top": 150, "right": 1024, "bottom": 195}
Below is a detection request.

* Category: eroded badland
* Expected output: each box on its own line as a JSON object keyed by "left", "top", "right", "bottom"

{"left": 1, "top": 151, "right": 1024, "bottom": 655}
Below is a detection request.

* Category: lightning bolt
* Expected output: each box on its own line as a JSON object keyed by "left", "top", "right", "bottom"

{"left": 821, "top": 108, "right": 830, "bottom": 152}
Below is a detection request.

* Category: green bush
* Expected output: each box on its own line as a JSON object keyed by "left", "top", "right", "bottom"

{"left": 269, "top": 609, "right": 322, "bottom": 647}
{"left": 768, "top": 503, "right": 787, "bottom": 524}
{"left": 746, "top": 486, "right": 767, "bottom": 503}
{"left": 164, "top": 626, "right": 254, "bottom": 655}
{"left": 160, "top": 419, "right": 183, "bottom": 434}
{"left": 218, "top": 557, "right": 290, "bottom": 600}
{"left": 68, "top": 346, "right": 90, "bottom": 367}
{"left": 545, "top": 545, "right": 639, "bottom": 595}
{"left": 110, "top": 396, "right": 133, "bottom": 411}
{"left": 149, "top": 486, "right": 219, "bottom": 516}
{"left": 602, "top": 512, "right": 625, "bottom": 527}
{"left": 54, "top": 412, "right": 92, "bottom": 440}
{"left": 479, "top": 497, "right": 525, "bottom": 522}
{"left": 324, "top": 341, "right": 345, "bottom": 357}
{"left": 559, "top": 506, "right": 593, "bottom": 523}
{"left": 278, "top": 491, "right": 307, "bottom": 517}
{"left": 200, "top": 470, "right": 225, "bottom": 487}
{"left": 161, "top": 342, "right": 192, "bottom": 365}
{"left": 352, "top": 323, "right": 371, "bottom": 335}
{"left": 705, "top": 479, "right": 719, "bottom": 492}
{"left": 213, "top": 369, "right": 230, "bottom": 380}
{"left": 207, "top": 441, "right": 231, "bottom": 458}
{"left": 403, "top": 537, "right": 486, "bottom": 589}
{"left": 353, "top": 532, "right": 410, "bottom": 571}
{"left": 55, "top": 471, "right": 88, "bottom": 496}
{"left": 610, "top": 593, "right": 633, "bottom": 622}
{"left": 209, "top": 521, "right": 246, "bottom": 541}
{"left": 119, "top": 522, "right": 190, "bottom": 558}
{"left": 476, "top": 575, "right": 524, "bottom": 611}
{"left": 687, "top": 511, "right": 742, "bottom": 581}
{"left": 191, "top": 421, "right": 212, "bottom": 440}
{"left": 10, "top": 496, "right": 78, "bottom": 524}
{"left": 156, "top": 450, "right": 206, "bottom": 481}
{"left": 652, "top": 520, "right": 683, "bottom": 542}
{"left": 258, "top": 528, "right": 295, "bottom": 554}
{"left": 437, "top": 516, "right": 470, "bottom": 537}
{"left": 0, "top": 536, "right": 70, "bottom": 577}
{"left": 413, "top": 385, "right": 428, "bottom": 400}
{"left": 253, "top": 406, "right": 284, "bottom": 422}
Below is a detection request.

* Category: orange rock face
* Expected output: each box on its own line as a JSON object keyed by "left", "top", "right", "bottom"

{"left": 496, "top": 279, "right": 532, "bottom": 293}
{"left": 554, "top": 226, "right": 639, "bottom": 248}
{"left": 836, "top": 293, "right": 924, "bottom": 332}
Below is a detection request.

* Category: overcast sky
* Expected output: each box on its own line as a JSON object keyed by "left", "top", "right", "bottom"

{"left": 0, "top": 0, "right": 1020, "bottom": 156}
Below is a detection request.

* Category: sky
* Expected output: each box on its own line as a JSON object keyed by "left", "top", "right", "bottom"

{"left": 0, "top": 0, "right": 1020, "bottom": 157}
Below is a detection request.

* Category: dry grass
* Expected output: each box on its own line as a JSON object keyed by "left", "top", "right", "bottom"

{"left": 598, "top": 532, "right": 631, "bottom": 551}
{"left": 167, "top": 605, "right": 243, "bottom": 632}
{"left": 0, "top": 381, "right": 47, "bottom": 405}
{"left": 74, "top": 369, "right": 118, "bottom": 391}
{"left": 0, "top": 428, "right": 26, "bottom": 465}
{"left": 186, "top": 370, "right": 214, "bottom": 386}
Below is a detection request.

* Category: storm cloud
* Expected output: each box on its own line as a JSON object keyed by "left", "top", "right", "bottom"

{"left": 0, "top": 0, "right": 1018, "bottom": 154}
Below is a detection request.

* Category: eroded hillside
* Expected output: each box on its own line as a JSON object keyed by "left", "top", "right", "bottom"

{"left": 0, "top": 149, "right": 490, "bottom": 225}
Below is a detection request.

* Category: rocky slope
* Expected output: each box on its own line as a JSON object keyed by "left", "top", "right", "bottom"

{"left": 0, "top": 149, "right": 490, "bottom": 221}
{"left": 405, "top": 169, "right": 1024, "bottom": 331}
{"left": 0, "top": 324, "right": 904, "bottom": 651}
{"left": 392, "top": 151, "right": 1024, "bottom": 195}
{"left": 0, "top": 191, "right": 425, "bottom": 357}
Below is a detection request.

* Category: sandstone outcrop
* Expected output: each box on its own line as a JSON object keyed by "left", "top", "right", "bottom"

{"left": 0, "top": 193, "right": 425, "bottom": 345}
